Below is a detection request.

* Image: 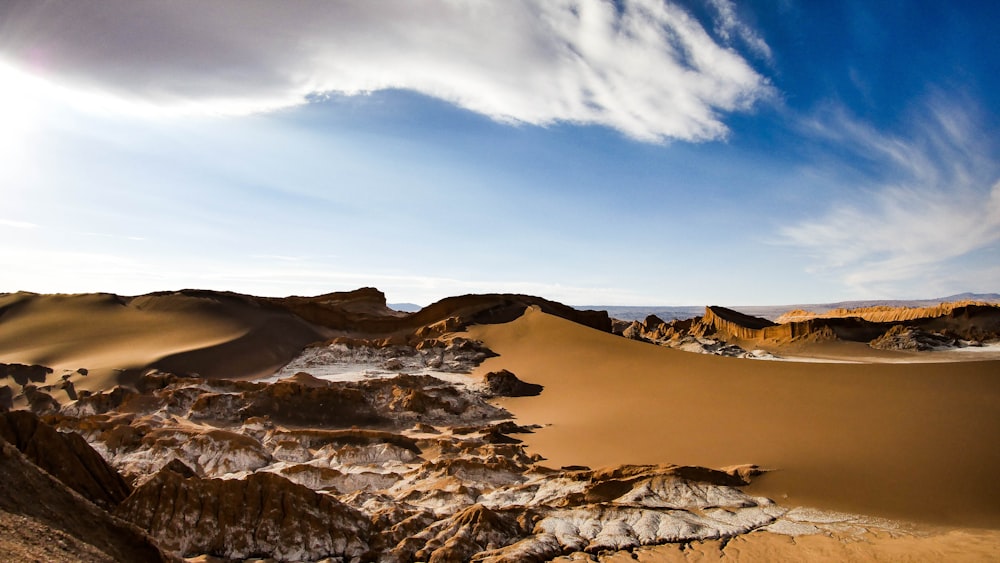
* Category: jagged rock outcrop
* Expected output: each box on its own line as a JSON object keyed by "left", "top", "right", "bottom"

{"left": 275, "top": 336, "right": 497, "bottom": 380}
{"left": 869, "top": 325, "right": 967, "bottom": 351}
{"left": 617, "top": 302, "right": 1000, "bottom": 352}
{"left": 391, "top": 504, "right": 529, "bottom": 563}
{"left": 116, "top": 466, "right": 372, "bottom": 561}
{"left": 483, "top": 370, "right": 543, "bottom": 397}
{"left": 0, "top": 440, "right": 173, "bottom": 563}
{"left": 776, "top": 300, "right": 999, "bottom": 324}
{"left": 0, "top": 410, "right": 130, "bottom": 509}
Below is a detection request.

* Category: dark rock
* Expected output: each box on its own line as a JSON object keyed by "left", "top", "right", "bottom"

{"left": 22, "top": 384, "right": 59, "bottom": 414}
{"left": 0, "top": 386, "right": 12, "bottom": 412}
{"left": 483, "top": 370, "right": 543, "bottom": 397}
{"left": 0, "top": 363, "right": 53, "bottom": 386}
{"left": 870, "top": 325, "right": 959, "bottom": 351}
{"left": 160, "top": 458, "right": 197, "bottom": 478}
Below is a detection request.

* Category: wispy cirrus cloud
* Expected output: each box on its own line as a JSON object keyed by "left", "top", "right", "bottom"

{"left": 707, "top": 0, "right": 773, "bottom": 63}
{"left": 780, "top": 96, "right": 1000, "bottom": 296}
{"left": 0, "top": 0, "right": 772, "bottom": 142}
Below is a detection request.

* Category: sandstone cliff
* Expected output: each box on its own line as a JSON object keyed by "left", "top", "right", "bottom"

{"left": 622, "top": 301, "right": 1000, "bottom": 346}
{"left": 775, "top": 300, "right": 1000, "bottom": 324}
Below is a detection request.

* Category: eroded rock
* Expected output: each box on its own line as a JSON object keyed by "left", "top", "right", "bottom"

{"left": 117, "top": 467, "right": 371, "bottom": 561}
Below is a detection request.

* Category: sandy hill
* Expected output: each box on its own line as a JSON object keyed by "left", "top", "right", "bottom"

{"left": 0, "top": 288, "right": 611, "bottom": 404}
{"left": 265, "top": 287, "right": 611, "bottom": 337}
{"left": 0, "top": 291, "right": 326, "bottom": 390}
{"left": 469, "top": 307, "right": 1000, "bottom": 529}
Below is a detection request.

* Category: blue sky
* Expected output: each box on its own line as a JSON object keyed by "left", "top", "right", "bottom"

{"left": 1, "top": 0, "right": 998, "bottom": 306}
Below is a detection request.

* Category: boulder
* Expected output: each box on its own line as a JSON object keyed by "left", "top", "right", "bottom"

{"left": 483, "top": 370, "right": 543, "bottom": 397}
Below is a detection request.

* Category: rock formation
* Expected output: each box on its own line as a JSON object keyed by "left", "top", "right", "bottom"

{"left": 0, "top": 430, "right": 172, "bottom": 562}
{"left": 482, "top": 370, "right": 544, "bottom": 397}
{"left": 116, "top": 465, "right": 372, "bottom": 561}
{"left": 615, "top": 302, "right": 1000, "bottom": 353}
{"left": 0, "top": 410, "right": 130, "bottom": 509}
{"left": 869, "top": 325, "right": 967, "bottom": 351}
{"left": 0, "top": 363, "right": 53, "bottom": 386}
{"left": 776, "top": 300, "right": 1000, "bottom": 324}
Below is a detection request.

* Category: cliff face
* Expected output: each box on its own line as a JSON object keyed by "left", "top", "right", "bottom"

{"left": 775, "top": 300, "right": 999, "bottom": 324}
{"left": 618, "top": 303, "right": 1000, "bottom": 349}
{"left": 703, "top": 304, "right": 1000, "bottom": 345}
{"left": 701, "top": 307, "right": 779, "bottom": 341}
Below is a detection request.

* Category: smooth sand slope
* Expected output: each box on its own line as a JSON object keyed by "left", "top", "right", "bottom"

{"left": 470, "top": 307, "right": 1000, "bottom": 529}
{"left": 584, "top": 529, "right": 1000, "bottom": 562}
{"left": 0, "top": 291, "right": 325, "bottom": 393}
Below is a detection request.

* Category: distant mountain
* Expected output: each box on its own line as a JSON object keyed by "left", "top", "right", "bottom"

{"left": 579, "top": 293, "right": 1000, "bottom": 322}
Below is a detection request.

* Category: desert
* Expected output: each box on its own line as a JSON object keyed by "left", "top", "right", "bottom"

{"left": 4, "top": 2, "right": 999, "bottom": 561}
{"left": 0, "top": 287, "right": 998, "bottom": 561}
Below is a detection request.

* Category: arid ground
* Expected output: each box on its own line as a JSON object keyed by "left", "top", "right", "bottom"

{"left": 1, "top": 289, "right": 998, "bottom": 561}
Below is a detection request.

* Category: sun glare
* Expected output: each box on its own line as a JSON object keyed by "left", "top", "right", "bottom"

{"left": 0, "top": 62, "right": 42, "bottom": 162}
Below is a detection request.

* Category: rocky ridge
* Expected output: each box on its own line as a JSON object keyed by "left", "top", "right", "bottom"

{"left": 615, "top": 302, "right": 1000, "bottom": 356}
{"left": 0, "top": 428, "right": 174, "bottom": 562}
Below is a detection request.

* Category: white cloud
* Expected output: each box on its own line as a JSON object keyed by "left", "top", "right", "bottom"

{"left": 780, "top": 98, "right": 1000, "bottom": 296}
{"left": 707, "top": 0, "right": 773, "bottom": 62}
{"left": 0, "top": 0, "right": 771, "bottom": 142}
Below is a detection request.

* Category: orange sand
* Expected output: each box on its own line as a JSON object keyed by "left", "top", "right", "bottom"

{"left": 0, "top": 292, "right": 324, "bottom": 396}
{"left": 576, "top": 528, "right": 1000, "bottom": 562}
{"left": 470, "top": 307, "right": 1000, "bottom": 529}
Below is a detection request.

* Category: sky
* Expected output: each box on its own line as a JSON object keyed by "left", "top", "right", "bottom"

{"left": 1, "top": 0, "right": 998, "bottom": 306}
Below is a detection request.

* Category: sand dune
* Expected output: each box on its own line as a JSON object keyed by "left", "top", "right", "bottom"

{"left": 589, "top": 528, "right": 1000, "bottom": 562}
{"left": 469, "top": 307, "right": 1000, "bottom": 528}
{"left": 0, "top": 291, "right": 326, "bottom": 394}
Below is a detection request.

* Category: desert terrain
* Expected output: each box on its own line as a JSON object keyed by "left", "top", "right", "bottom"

{"left": 0, "top": 288, "right": 998, "bottom": 561}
